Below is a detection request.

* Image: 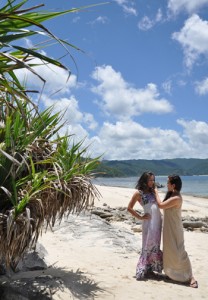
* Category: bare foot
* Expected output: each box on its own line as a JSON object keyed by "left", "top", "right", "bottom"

{"left": 190, "top": 277, "right": 198, "bottom": 288}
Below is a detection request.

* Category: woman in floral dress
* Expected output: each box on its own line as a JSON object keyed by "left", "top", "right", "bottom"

{"left": 128, "top": 171, "right": 163, "bottom": 280}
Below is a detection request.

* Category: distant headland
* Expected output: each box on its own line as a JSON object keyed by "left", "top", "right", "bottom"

{"left": 95, "top": 158, "right": 208, "bottom": 177}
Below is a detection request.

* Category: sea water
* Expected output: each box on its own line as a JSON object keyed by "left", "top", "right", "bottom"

{"left": 93, "top": 175, "right": 208, "bottom": 198}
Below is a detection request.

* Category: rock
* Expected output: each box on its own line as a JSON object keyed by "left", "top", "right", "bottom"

{"left": 183, "top": 221, "right": 206, "bottom": 229}
{"left": 131, "top": 225, "right": 142, "bottom": 233}
{"left": 16, "top": 244, "right": 48, "bottom": 272}
{"left": 201, "top": 227, "right": 208, "bottom": 233}
{"left": 92, "top": 209, "right": 114, "bottom": 219}
{"left": 155, "top": 182, "right": 164, "bottom": 188}
{"left": 91, "top": 206, "right": 208, "bottom": 234}
{"left": 99, "top": 212, "right": 114, "bottom": 218}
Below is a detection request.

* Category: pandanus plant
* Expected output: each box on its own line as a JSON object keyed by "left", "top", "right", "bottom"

{"left": 0, "top": 0, "right": 102, "bottom": 269}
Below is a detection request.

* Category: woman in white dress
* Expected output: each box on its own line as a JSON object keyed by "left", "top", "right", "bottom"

{"left": 128, "top": 171, "right": 163, "bottom": 280}
{"left": 155, "top": 174, "right": 198, "bottom": 288}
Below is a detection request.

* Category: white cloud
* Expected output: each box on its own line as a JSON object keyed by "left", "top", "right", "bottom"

{"left": 138, "top": 9, "right": 163, "bottom": 31}
{"left": 172, "top": 14, "right": 208, "bottom": 69}
{"left": 114, "top": 0, "right": 137, "bottom": 16}
{"left": 122, "top": 6, "right": 137, "bottom": 16}
{"left": 177, "top": 119, "right": 208, "bottom": 146}
{"left": 83, "top": 113, "right": 98, "bottom": 130}
{"left": 195, "top": 77, "right": 208, "bottom": 95}
{"left": 90, "top": 120, "right": 191, "bottom": 160}
{"left": 138, "top": 16, "right": 154, "bottom": 31}
{"left": 15, "top": 57, "right": 77, "bottom": 95}
{"left": 38, "top": 94, "right": 98, "bottom": 155}
{"left": 91, "top": 65, "right": 173, "bottom": 120}
{"left": 42, "top": 95, "right": 83, "bottom": 124}
{"left": 89, "top": 119, "right": 208, "bottom": 160}
{"left": 156, "top": 8, "right": 163, "bottom": 22}
{"left": 168, "top": 0, "right": 208, "bottom": 15}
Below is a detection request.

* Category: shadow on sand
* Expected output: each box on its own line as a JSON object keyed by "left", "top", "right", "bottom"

{"left": 0, "top": 266, "right": 106, "bottom": 300}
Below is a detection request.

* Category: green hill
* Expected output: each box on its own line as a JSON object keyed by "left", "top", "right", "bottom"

{"left": 94, "top": 158, "right": 208, "bottom": 177}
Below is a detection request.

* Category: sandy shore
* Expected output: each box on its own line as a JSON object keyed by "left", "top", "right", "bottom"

{"left": 1, "top": 185, "right": 208, "bottom": 299}
{"left": 95, "top": 185, "right": 208, "bottom": 218}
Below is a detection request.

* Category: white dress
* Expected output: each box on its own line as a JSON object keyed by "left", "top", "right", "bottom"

{"left": 136, "top": 191, "right": 163, "bottom": 279}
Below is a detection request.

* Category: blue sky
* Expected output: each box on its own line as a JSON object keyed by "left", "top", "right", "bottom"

{"left": 17, "top": 0, "right": 208, "bottom": 160}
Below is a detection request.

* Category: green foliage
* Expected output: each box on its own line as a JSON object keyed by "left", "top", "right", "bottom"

{"left": 0, "top": 101, "right": 99, "bottom": 215}
{"left": 0, "top": 0, "right": 104, "bottom": 268}
{"left": 54, "top": 135, "right": 102, "bottom": 179}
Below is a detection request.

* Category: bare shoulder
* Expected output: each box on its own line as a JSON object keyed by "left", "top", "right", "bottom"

{"left": 176, "top": 194, "right": 183, "bottom": 204}
{"left": 159, "top": 193, "right": 182, "bottom": 209}
{"left": 134, "top": 189, "right": 142, "bottom": 197}
{"left": 169, "top": 194, "right": 182, "bottom": 208}
{"left": 131, "top": 190, "right": 141, "bottom": 201}
{"left": 171, "top": 194, "right": 182, "bottom": 202}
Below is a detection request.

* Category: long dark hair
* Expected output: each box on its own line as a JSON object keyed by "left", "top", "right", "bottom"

{"left": 164, "top": 174, "right": 182, "bottom": 201}
{"left": 135, "top": 171, "right": 155, "bottom": 193}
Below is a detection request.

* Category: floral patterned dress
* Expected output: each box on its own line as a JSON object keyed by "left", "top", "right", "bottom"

{"left": 136, "top": 191, "right": 163, "bottom": 279}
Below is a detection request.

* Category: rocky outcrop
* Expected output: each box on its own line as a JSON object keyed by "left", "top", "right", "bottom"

{"left": 91, "top": 205, "right": 208, "bottom": 233}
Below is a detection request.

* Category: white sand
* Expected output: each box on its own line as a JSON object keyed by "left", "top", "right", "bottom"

{"left": 5, "top": 185, "right": 208, "bottom": 299}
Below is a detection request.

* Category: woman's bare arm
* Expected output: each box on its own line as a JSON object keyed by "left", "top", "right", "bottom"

{"left": 127, "top": 190, "right": 151, "bottom": 220}
{"left": 155, "top": 189, "right": 181, "bottom": 209}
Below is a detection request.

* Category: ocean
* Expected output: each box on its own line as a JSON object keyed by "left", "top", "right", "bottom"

{"left": 93, "top": 175, "right": 208, "bottom": 199}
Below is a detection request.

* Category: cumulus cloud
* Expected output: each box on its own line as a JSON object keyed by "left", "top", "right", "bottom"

{"left": 195, "top": 77, "right": 208, "bottom": 95}
{"left": 168, "top": 0, "right": 208, "bottom": 15}
{"left": 83, "top": 113, "right": 98, "bottom": 130}
{"left": 33, "top": 94, "right": 97, "bottom": 157}
{"left": 13, "top": 41, "right": 208, "bottom": 160}
{"left": 42, "top": 95, "right": 82, "bottom": 124}
{"left": 42, "top": 94, "right": 98, "bottom": 132}
{"left": 15, "top": 62, "right": 207, "bottom": 160}
{"left": 177, "top": 119, "right": 208, "bottom": 146}
{"left": 172, "top": 14, "right": 208, "bottom": 69}
{"left": 90, "top": 120, "right": 191, "bottom": 160}
{"left": 89, "top": 119, "right": 208, "bottom": 160}
{"left": 91, "top": 65, "right": 173, "bottom": 120}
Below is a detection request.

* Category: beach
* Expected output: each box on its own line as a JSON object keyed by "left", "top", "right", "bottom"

{"left": 1, "top": 185, "right": 208, "bottom": 299}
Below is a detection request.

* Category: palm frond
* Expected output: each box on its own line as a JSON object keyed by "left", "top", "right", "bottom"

{"left": 0, "top": 0, "right": 105, "bottom": 271}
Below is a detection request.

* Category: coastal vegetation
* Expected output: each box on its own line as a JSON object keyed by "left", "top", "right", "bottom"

{"left": 95, "top": 158, "right": 208, "bottom": 177}
{"left": 0, "top": 0, "right": 101, "bottom": 270}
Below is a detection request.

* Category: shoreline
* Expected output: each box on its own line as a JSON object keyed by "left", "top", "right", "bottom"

{"left": 93, "top": 176, "right": 208, "bottom": 199}
{"left": 96, "top": 184, "right": 208, "bottom": 200}
{"left": 94, "top": 184, "right": 208, "bottom": 219}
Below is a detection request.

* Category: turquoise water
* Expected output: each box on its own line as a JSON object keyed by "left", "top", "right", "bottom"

{"left": 93, "top": 175, "right": 208, "bottom": 198}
